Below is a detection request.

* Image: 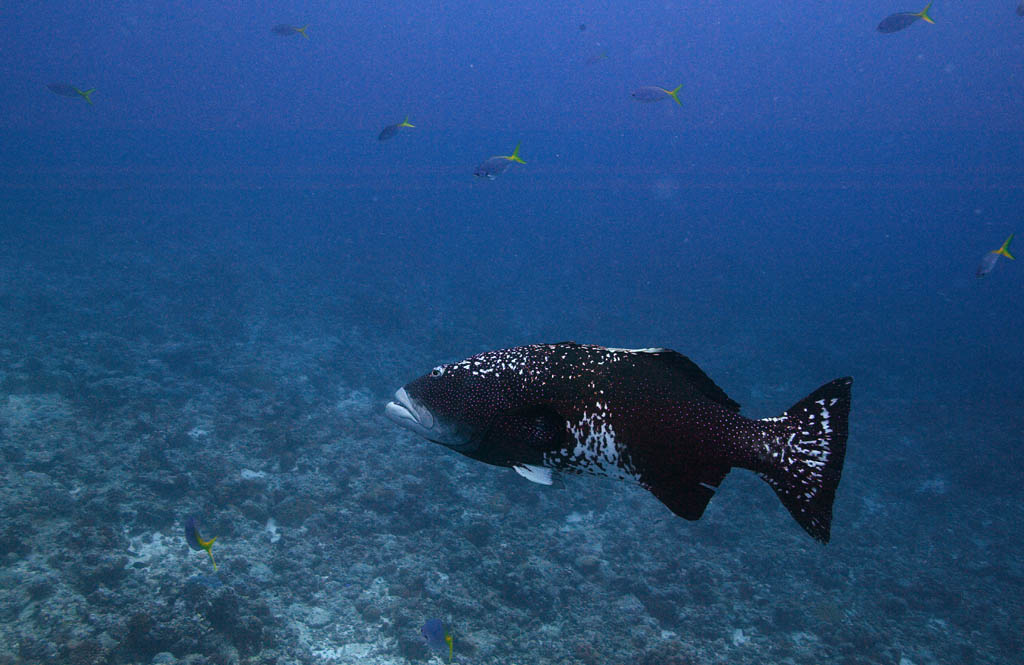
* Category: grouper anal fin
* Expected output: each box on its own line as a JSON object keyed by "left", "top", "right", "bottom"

{"left": 646, "top": 463, "right": 731, "bottom": 521}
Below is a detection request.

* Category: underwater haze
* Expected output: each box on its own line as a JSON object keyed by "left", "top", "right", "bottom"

{"left": 1, "top": 1, "right": 1023, "bottom": 664}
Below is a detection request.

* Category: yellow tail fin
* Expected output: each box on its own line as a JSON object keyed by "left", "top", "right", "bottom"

{"left": 200, "top": 535, "right": 218, "bottom": 570}
{"left": 400, "top": 116, "right": 414, "bottom": 128}
{"left": 665, "top": 84, "right": 683, "bottom": 106}
{"left": 296, "top": 24, "right": 309, "bottom": 39}
{"left": 996, "top": 233, "right": 1015, "bottom": 260}
{"left": 77, "top": 88, "right": 96, "bottom": 104}
{"left": 917, "top": 2, "right": 934, "bottom": 24}
{"left": 507, "top": 143, "right": 526, "bottom": 164}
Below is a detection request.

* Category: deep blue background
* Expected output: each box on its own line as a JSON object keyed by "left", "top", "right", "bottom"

{"left": 4, "top": 1, "right": 1024, "bottom": 133}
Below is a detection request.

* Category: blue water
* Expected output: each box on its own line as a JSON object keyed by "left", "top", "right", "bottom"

{"left": 1, "top": 2, "right": 1022, "bottom": 665}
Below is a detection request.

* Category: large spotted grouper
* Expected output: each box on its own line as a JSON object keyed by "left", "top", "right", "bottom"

{"left": 385, "top": 342, "right": 852, "bottom": 543}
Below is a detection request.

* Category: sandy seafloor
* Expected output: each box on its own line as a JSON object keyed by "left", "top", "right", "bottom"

{"left": 0, "top": 183, "right": 1022, "bottom": 665}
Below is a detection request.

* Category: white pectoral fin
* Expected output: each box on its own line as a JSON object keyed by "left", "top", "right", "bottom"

{"left": 513, "top": 464, "right": 564, "bottom": 488}
{"left": 513, "top": 464, "right": 553, "bottom": 484}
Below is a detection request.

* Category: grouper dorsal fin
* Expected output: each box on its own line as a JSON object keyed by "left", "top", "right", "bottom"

{"left": 649, "top": 350, "right": 740, "bottom": 412}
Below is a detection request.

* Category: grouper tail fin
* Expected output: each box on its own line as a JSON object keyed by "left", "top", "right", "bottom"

{"left": 759, "top": 377, "right": 852, "bottom": 543}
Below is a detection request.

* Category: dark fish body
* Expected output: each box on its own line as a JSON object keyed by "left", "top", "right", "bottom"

{"left": 632, "top": 86, "right": 671, "bottom": 102}
{"left": 272, "top": 24, "right": 308, "bottom": 38}
{"left": 632, "top": 84, "right": 682, "bottom": 106}
{"left": 1018, "top": 1, "right": 1024, "bottom": 16}
{"left": 47, "top": 83, "right": 78, "bottom": 97}
{"left": 976, "top": 252, "right": 1000, "bottom": 278}
{"left": 877, "top": 13, "right": 920, "bottom": 32}
{"left": 877, "top": 3, "right": 933, "bottom": 33}
{"left": 184, "top": 515, "right": 203, "bottom": 551}
{"left": 47, "top": 83, "right": 95, "bottom": 104}
{"left": 378, "top": 117, "right": 413, "bottom": 141}
{"left": 421, "top": 619, "right": 448, "bottom": 654}
{"left": 474, "top": 143, "right": 525, "bottom": 179}
{"left": 474, "top": 156, "right": 513, "bottom": 179}
{"left": 386, "top": 342, "right": 852, "bottom": 543}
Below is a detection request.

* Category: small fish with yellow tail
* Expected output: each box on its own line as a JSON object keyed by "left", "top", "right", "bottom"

{"left": 631, "top": 84, "right": 683, "bottom": 106}
{"left": 421, "top": 618, "right": 453, "bottom": 662}
{"left": 185, "top": 515, "right": 217, "bottom": 570}
{"left": 47, "top": 83, "right": 96, "bottom": 104}
{"left": 976, "top": 233, "right": 1015, "bottom": 278}
{"left": 272, "top": 24, "right": 309, "bottom": 39}
{"left": 474, "top": 143, "right": 525, "bottom": 180}
{"left": 877, "top": 3, "right": 934, "bottom": 33}
{"left": 378, "top": 116, "right": 415, "bottom": 141}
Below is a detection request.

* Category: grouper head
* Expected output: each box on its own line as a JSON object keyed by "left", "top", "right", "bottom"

{"left": 385, "top": 346, "right": 559, "bottom": 458}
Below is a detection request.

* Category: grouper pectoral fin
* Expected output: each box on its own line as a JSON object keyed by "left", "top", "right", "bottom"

{"left": 513, "top": 464, "right": 557, "bottom": 485}
{"left": 646, "top": 463, "right": 731, "bottom": 520}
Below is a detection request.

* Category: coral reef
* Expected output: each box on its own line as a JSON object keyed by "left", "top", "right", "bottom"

{"left": 0, "top": 200, "right": 1020, "bottom": 665}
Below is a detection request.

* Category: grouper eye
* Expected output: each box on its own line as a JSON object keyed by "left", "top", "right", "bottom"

{"left": 430, "top": 366, "right": 445, "bottom": 377}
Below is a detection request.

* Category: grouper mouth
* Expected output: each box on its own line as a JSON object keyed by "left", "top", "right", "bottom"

{"left": 385, "top": 387, "right": 434, "bottom": 435}
{"left": 385, "top": 387, "right": 477, "bottom": 451}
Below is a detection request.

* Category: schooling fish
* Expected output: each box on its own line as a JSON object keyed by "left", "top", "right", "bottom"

{"left": 272, "top": 24, "right": 309, "bottom": 38}
{"left": 378, "top": 116, "right": 415, "bottom": 141}
{"left": 473, "top": 143, "right": 525, "bottom": 179}
{"left": 632, "top": 84, "right": 682, "bottom": 106}
{"left": 877, "top": 3, "right": 934, "bottom": 33}
{"left": 185, "top": 515, "right": 218, "bottom": 570}
{"left": 47, "top": 83, "right": 96, "bottom": 104}
{"left": 976, "top": 233, "right": 1015, "bottom": 278}
{"left": 386, "top": 343, "right": 852, "bottom": 543}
